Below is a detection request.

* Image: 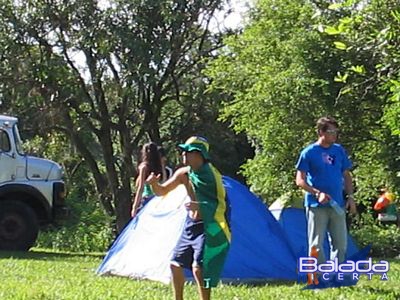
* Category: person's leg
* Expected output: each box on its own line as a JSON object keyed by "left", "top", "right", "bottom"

{"left": 170, "top": 220, "right": 193, "bottom": 300}
{"left": 191, "top": 221, "right": 207, "bottom": 299}
{"left": 327, "top": 209, "right": 347, "bottom": 263}
{"left": 171, "top": 263, "right": 185, "bottom": 300}
{"left": 306, "top": 206, "right": 329, "bottom": 264}
{"left": 192, "top": 265, "right": 211, "bottom": 300}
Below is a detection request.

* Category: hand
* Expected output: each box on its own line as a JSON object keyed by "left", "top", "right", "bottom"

{"left": 346, "top": 197, "right": 357, "bottom": 215}
{"left": 185, "top": 201, "right": 199, "bottom": 211}
{"left": 317, "top": 192, "right": 331, "bottom": 205}
{"left": 131, "top": 205, "right": 138, "bottom": 218}
{"left": 146, "top": 172, "right": 161, "bottom": 185}
{"left": 185, "top": 201, "right": 201, "bottom": 220}
{"left": 131, "top": 208, "right": 137, "bottom": 218}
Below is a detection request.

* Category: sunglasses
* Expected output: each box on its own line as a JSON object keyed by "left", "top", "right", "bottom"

{"left": 325, "top": 129, "right": 339, "bottom": 135}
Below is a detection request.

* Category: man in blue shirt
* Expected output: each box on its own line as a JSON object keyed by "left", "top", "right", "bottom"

{"left": 296, "top": 116, "right": 357, "bottom": 264}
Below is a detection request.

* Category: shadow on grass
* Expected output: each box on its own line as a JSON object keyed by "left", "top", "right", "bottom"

{"left": 0, "top": 249, "right": 104, "bottom": 261}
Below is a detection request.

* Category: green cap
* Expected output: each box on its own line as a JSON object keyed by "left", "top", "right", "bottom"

{"left": 178, "top": 136, "right": 210, "bottom": 160}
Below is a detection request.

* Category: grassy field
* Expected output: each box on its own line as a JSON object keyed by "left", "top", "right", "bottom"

{"left": 0, "top": 249, "right": 399, "bottom": 300}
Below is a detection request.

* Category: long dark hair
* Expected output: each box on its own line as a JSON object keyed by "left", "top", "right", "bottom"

{"left": 138, "top": 142, "right": 162, "bottom": 177}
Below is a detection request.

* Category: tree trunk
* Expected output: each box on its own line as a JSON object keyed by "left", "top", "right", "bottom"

{"left": 114, "top": 187, "right": 132, "bottom": 233}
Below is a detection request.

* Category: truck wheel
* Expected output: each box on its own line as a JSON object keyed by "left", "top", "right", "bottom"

{"left": 0, "top": 201, "right": 39, "bottom": 251}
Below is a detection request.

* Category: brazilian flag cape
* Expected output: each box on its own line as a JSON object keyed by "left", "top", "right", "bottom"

{"left": 188, "top": 163, "right": 231, "bottom": 288}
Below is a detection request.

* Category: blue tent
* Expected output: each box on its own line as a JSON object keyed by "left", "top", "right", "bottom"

{"left": 97, "top": 176, "right": 299, "bottom": 283}
{"left": 269, "top": 203, "right": 359, "bottom": 260}
{"left": 220, "top": 177, "right": 298, "bottom": 281}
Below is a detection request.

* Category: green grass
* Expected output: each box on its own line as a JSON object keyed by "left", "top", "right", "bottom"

{"left": 0, "top": 249, "right": 399, "bottom": 300}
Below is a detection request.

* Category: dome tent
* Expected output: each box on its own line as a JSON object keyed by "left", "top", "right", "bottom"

{"left": 269, "top": 197, "right": 359, "bottom": 260}
{"left": 97, "top": 177, "right": 299, "bottom": 283}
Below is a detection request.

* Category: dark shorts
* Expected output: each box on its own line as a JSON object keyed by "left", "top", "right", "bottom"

{"left": 171, "top": 218, "right": 205, "bottom": 269}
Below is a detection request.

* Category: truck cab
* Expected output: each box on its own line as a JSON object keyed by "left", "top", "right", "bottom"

{"left": 0, "top": 115, "right": 67, "bottom": 251}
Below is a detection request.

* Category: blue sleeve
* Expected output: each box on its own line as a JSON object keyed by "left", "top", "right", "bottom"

{"left": 341, "top": 146, "right": 352, "bottom": 171}
{"left": 295, "top": 149, "right": 309, "bottom": 172}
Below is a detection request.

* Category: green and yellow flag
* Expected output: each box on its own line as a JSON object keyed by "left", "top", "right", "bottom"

{"left": 189, "top": 163, "right": 231, "bottom": 288}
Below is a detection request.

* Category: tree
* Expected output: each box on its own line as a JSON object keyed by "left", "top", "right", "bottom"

{"left": 206, "top": 0, "right": 399, "bottom": 202}
{"left": 318, "top": 0, "right": 400, "bottom": 197}
{"left": 207, "top": 0, "right": 335, "bottom": 200}
{"left": 0, "top": 0, "right": 229, "bottom": 231}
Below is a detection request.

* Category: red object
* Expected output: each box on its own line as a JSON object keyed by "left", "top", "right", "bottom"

{"left": 374, "top": 195, "right": 390, "bottom": 211}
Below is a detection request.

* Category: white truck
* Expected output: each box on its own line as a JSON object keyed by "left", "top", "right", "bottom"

{"left": 0, "top": 115, "right": 67, "bottom": 251}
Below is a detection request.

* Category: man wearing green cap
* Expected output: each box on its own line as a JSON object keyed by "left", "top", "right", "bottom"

{"left": 146, "top": 136, "right": 231, "bottom": 300}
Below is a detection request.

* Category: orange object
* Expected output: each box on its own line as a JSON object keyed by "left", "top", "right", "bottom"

{"left": 374, "top": 192, "right": 394, "bottom": 211}
{"left": 307, "top": 246, "right": 319, "bottom": 285}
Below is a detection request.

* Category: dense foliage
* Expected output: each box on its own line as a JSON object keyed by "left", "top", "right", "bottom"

{"left": 0, "top": 0, "right": 398, "bottom": 252}
{"left": 318, "top": 0, "right": 400, "bottom": 203}
{"left": 207, "top": 0, "right": 400, "bottom": 207}
{"left": 350, "top": 213, "right": 400, "bottom": 257}
{"left": 0, "top": 0, "right": 253, "bottom": 232}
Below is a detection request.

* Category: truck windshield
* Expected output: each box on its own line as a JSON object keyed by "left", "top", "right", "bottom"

{"left": 13, "top": 124, "right": 25, "bottom": 155}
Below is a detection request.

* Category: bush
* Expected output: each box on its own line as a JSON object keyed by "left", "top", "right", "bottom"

{"left": 350, "top": 213, "right": 400, "bottom": 258}
{"left": 21, "top": 133, "right": 114, "bottom": 252}
{"left": 36, "top": 223, "right": 113, "bottom": 253}
{"left": 35, "top": 181, "right": 115, "bottom": 253}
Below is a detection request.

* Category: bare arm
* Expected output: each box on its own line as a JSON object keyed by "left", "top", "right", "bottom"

{"left": 296, "top": 170, "right": 318, "bottom": 195}
{"left": 146, "top": 167, "right": 190, "bottom": 196}
{"left": 343, "top": 170, "right": 354, "bottom": 196}
{"left": 183, "top": 174, "right": 201, "bottom": 220}
{"left": 147, "top": 166, "right": 201, "bottom": 219}
{"left": 343, "top": 170, "right": 357, "bottom": 214}
{"left": 295, "top": 170, "right": 330, "bottom": 204}
{"left": 131, "top": 164, "right": 148, "bottom": 217}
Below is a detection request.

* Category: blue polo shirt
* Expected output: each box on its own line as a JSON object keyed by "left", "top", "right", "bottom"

{"left": 296, "top": 143, "right": 352, "bottom": 207}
